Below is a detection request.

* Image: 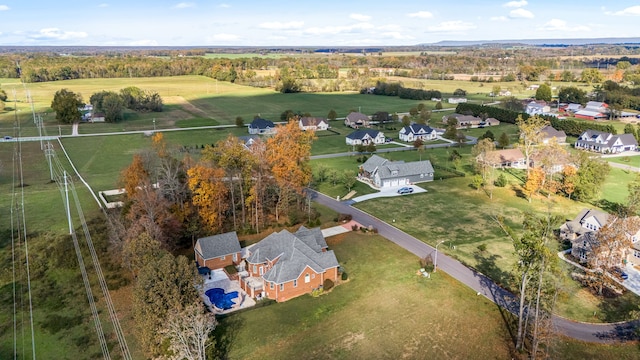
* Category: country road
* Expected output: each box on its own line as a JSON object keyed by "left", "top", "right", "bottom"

{"left": 309, "top": 189, "right": 639, "bottom": 343}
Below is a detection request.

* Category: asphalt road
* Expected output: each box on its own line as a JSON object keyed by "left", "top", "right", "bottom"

{"left": 309, "top": 189, "right": 639, "bottom": 343}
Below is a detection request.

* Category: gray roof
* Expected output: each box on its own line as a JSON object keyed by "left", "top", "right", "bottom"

{"left": 346, "top": 112, "right": 369, "bottom": 123}
{"left": 401, "top": 124, "right": 436, "bottom": 135}
{"left": 195, "top": 231, "right": 241, "bottom": 259}
{"left": 246, "top": 229, "right": 339, "bottom": 285}
{"left": 377, "top": 160, "right": 433, "bottom": 180}
{"left": 361, "top": 154, "right": 392, "bottom": 174}
{"left": 346, "top": 129, "right": 382, "bottom": 140}
{"left": 295, "top": 226, "right": 328, "bottom": 251}
{"left": 540, "top": 125, "right": 566, "bottom": 140}
{"left": 577, "top": 130, "right": 638, "bottom": 148}
{"left": 574, "top": 208, "right": 609, "bottom": 228}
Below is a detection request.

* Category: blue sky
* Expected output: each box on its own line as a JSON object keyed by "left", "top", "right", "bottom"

{"left": 0, "top": 1, "right": 639, "bottom": 46}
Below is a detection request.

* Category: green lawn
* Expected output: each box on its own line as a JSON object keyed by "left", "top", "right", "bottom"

{"left": 214, "top": 233, "right": 515, "bottom": 360}
{"left": 215, "top": 232, "right": 640, "bottom": 360}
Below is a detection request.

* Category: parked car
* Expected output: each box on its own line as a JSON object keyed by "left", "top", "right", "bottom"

{"left": 397, "top": 187, "right": 414, "bottom": 195}
{"left": 3, "top": 136, "right": 12, "bottom": 140}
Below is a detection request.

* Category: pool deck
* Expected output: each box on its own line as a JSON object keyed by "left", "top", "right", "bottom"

{"left": 201, "top": 269, "right": 256, "bottom": 314}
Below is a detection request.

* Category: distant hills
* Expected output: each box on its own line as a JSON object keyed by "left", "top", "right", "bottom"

{"left": 427, "top": 37, "right": 640, "bottom": 47}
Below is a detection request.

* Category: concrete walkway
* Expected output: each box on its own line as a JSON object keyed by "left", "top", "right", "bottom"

{"left": 351, "top": 184, "right": 427, "bottom": 203}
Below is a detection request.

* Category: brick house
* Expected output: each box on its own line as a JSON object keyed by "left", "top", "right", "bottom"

{"left": 241, "top": 227, "right": 339, "bottom": 302}
{"left": 194, "top": 231, "right": 242, "bottom": 270}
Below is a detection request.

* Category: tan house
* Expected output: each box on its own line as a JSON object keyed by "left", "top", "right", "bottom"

{"left": 241, "top": 227, "right": 340, "bottom": 302}
{"left": 540, "top": 125, "right": 567, "bottom": 144}
{"left": 344, "top": 112, "right": 370, "bottom": 128}
{"left": 442, "top": 114, "right": 500, "bottom": 128}
{"left": 478, "top": 148, "right": 527, "bottom": 169}
{"left": 195, "top": 231, "right": 242, "bottom": 270}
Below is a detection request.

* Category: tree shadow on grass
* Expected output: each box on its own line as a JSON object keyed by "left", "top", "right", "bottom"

{"left": 208, "top": 312, "right": 244, "bottom": 360}
{"left": 596, "top": 290, "right": 640, "bottom": 323}
{"left": 471, "top": 250, "right": 520, "bottom": 353}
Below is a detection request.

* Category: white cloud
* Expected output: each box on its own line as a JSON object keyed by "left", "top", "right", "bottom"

{"left": 427, "top": 21, "right": 476, "bottom": 32}
{"left": 211, "top": 33, "right": 239, "bottom": 41}
{"left": 0, "top": 5, "right": 9, "bottom": 11}
{"left": 259, "top": 21, "right": 304, "bottom": 30}
{"left": 407, "top": 11, "right": 433, "bottom": 19}
{"left": 174, "top": 2, "right": 195, "bottom": 9}
{"left": 606, "top": 5, "right": 640, "bottom": 16}
{"left": 503, "top": 0, "right": 528, "bottom": 8}
{"left": 219, "top": 3, "right": 230, "bottom": 8}
{"left": 29, "top": 28, "right": 88, "bottom": 40}
{"left": 350, "top": 13, "right": 371, "bottom": 21}
{"left": 509, "top": 8, "right": 534, "bottom": 18}
{"left": 490, "top": 16, "right": 508, "bottom": 21}
{"left": 540, "top": 19, "right": 590, "bottom": 32}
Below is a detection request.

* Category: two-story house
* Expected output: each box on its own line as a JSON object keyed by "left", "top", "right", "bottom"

{"left": 359, "top": 154, "right": 434, "bottom": 188}
{"left": 398, "top": 124, "right": 437, "bottom": 142}
{"left": 241, "top": 227, "right": 339, "bottom": 302}
{"left": 346, "top": 129, "right": 386, "bottom": 146}
{"left": 574, "top": 130, "right": 637, "bottom": 154}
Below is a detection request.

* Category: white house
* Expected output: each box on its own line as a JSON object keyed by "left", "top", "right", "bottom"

{"left": 248, "top": 118, "right": 277, "bottom": 135}
{"left": 525, "top": 101, "right": 550, "bottom": 115}
{"left": 299, "top": 117, "right": 329, "bottom": 131}
{"left": 575, "top": 130, "right": 637, "bottom": 154}
{"left": 398, "top": 124, "right": 437, "bottom": 142}
{"left": 345, "top": 129, "right": 385, "bottom": 146}
{"left": 448, "top": 97, "right": 467, "bottom": 104}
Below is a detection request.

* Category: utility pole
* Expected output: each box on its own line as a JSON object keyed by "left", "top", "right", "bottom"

{"left": 64, "top": 171, "right": 73, "bottom": 234}
{"left": 44, "top": 143, "right": 54, "bottom": 181}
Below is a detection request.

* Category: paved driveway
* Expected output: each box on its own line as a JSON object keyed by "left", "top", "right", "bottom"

{"left": 350, "top": 185, "right": 427, "bottom": 203}
{"left": 623, "top": 263, "right": 640, "bottom": 295}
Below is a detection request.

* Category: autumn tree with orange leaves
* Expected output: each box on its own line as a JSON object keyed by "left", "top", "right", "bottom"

{"left": 120, "top": 154, "right": 150, "bottom": 200}
{"left": 187, "top": 164, "right": 229, "bottom": 233}
{"left": 266, "top": 121, "right": 316, "bottom": 221}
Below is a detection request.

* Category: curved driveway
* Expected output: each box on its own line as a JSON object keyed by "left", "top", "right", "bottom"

{"left": 309, "top": 190, "right": 639, "bottom": 343}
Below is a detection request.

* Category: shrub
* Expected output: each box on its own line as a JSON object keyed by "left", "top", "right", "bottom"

{"left": 477, "top": 244, "right": 487, "bottom": 252}
{"left": 494, "top": 173, "right": 508, "bottom": 187}
{"left": 341, "top": 272, "right": 349, "bottom": 281}
{"left": 337, "top": 213, "right": 352, "bottom": 222}
{"left": 311, "top": 288, "right": 324, "bottom": 297}
{"left": 351, "top": 224, "right": 358, "bottom": 231}
{"left": 323, "top": 279, "right": 334, "bottom": 291}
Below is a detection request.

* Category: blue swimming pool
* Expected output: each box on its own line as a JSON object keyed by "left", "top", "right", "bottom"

{"left": 205, "top": 288, "right": 239, "bottom": 310}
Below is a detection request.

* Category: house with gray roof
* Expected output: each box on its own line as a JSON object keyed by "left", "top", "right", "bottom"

{"left": 398, "top": 124, "right": 437, "bottom": 142}
{"left": 299, "top": 117, "right": 329, "bottom": 131}
{"left": 346, "top": 129, "right": 385, "bottom": 146}
{"left": 195, "top": 231, "right": 242, "bottom": 271}
{"left": 359, "top": 154, "right": 434, "bottom": 188}
{"left": 344, "top": 111, "right": 370, "bottom": 129}
{"left": 575, "top": 130, "right": 637, "bottom": 154}
{"left": 248, "top": 118, "right": 277, "bottom": 135}
{"left": 241, "top": 226, "right": 339, "bottom": 302}
{"left": 540, "top": 125, "right": 567, "bottom": 144}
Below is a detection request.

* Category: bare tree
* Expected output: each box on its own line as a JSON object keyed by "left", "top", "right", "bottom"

{"left": 516, "top": 115, "right": 547, "bottom": 175}
{"left": 162, "top": 303, "right": 217, "bottom": 360}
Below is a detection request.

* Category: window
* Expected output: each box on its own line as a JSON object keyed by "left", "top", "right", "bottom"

{"left": 305, "top": 274, "right": 310, "bottom": 283}
{"left": 293, "top": 279, "right": 297, "bottom": 287}
{"left": 259, "top": 267, "right": 264, "bottom": 275}
{"left": 233, "top": 253, "right": 238, "bottom": 261}
{"left": 253, "top": 265, "right": 257, "bottom": 273}
{"left": 420, "top": 173, "right": 424, "bottom": 178}
{"left": 221, "top": 255, "right": 225, "bottom": 260}
{"left": 280, "top": 284, "right": 284, "bottom": 291}
{"left": 312, "top": 273, "right": 315, "bottom": 279}
{"left": 270, "top": 282, "right": 274, "bottom": 289}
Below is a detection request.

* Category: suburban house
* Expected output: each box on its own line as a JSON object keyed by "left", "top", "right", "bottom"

{"left": 238, "top": 135, "right": 260, "bottom": 150}
{"left": 527, "top": 84, "right": 540, "bottom": 91}
{"left": 344, "top": 112, "right": 370, "bottom": 128}
{"left": 90, "top": 113, "right": 106, "bottom": 123}
{"left": 299, "top": 117, "right": 329, "bottom": 131}
{"left": 442, "top": 114, "right": 500, "bottom": 128}
{"left": 398, "top": 124, "right": 437, "bottom": 142}
{"left": 540, "top": 125, "right": 567, "bottom": 144}
{"left": 241, "top": 227, "right": 339, "bottom": 302}
{"left": 499, "top": 90, "right": 512, "bottom": 97}
{"left": 530, "top": 150, "right": 572, "bottom": 174}
{"left": 345, "top": 129, "right": 386, "bottom": 146}
{"left": 358, "top": 154, "right": 434, "bottom": 188}
{"left": 195, "top": 231, "right": 243, "bottom": 271}
{"left": 248, "top": 118, "right": 277, "bottom": 135}
{"left": 525, "top": 101, "right": 551, "bottom": 116}
{"left": 478, "top": 148, "right": 527, "bottom": 169}
{"left": 560, "top": 209, "right": 640, "bottom": 267}
{"left": 574, "top": 130, "right": 638, "bottom": 154}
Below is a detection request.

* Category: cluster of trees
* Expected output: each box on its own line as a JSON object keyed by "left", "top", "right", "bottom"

{"left": 109, "top": 123, "right": 316, "bottom": 355}
{"left": 50, "top": 86, "right": 163, "bottom": 123}
{"left": 0, "top": 85, "right": 6, "bottom": 111}
{"left": 600, "top": 80, "right": 640, "bottom": 112}
{"left": 367, "top": 81, "right": 442, "bottom": 100}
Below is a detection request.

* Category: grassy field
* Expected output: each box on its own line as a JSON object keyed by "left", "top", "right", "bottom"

{"left": 215, "top": 232, "right": 640, "bottom": 360}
